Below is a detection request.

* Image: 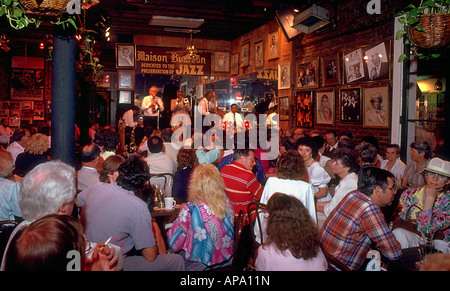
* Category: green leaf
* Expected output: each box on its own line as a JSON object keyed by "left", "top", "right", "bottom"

{"left": 67, "top": 17, "right": 77, "bottom": 29}
{"left": 398, "top": 54, "right": 408, "bottom": 62}
{"left": 4, "top": 0, "right": 11, "bottom": 5}
{"left": 431, "top": 53, "right": 442, "bottom": 58}
{"left": 423, "top": 0, "right": 438, "bottom": 7}
{"left": 395, "top": 30, "right": 407, "bottom": 40}
{"left": 415, "top": 25, "right": 426, "bottom": 32}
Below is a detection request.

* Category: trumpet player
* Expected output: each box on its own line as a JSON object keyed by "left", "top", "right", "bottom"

{"left": 141, "top": 85, "right": 164, "bottom": 128}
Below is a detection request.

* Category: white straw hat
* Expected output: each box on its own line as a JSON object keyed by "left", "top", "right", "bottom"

{"left": 423, "top": 158, "right": 450, "bottom": 177}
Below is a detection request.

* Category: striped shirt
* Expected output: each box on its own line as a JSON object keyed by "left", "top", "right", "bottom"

{"left": 220, "top": 161, "right": 263, "bottom": 224}
{"left": 320, "top": 190, "right": 402, "bottom": 271}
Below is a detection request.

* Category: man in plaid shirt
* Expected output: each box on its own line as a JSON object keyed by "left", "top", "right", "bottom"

{"left": 320, "top": 167, "right": 402, "bottom": 270}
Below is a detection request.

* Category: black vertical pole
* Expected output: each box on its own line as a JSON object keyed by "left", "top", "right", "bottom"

{"left": 51, "top": 34, "right": 76, "bottom": 166}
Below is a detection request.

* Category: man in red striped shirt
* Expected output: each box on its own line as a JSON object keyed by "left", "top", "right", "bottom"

{"left": 220, "top": 148, "right": 263, "bottom": 270}
{"left": 220, "top": 148, "right": 263, "bottom": 223}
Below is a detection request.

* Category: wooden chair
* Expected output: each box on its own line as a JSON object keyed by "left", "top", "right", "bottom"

{"left": 247, "top": 202, "right": 267, "bottom": 247}
{"left": 0, "top": 220, "right": 19, "bottom": 262}
{"left": 323, "top": 251, "right": 352, "bottom": 271}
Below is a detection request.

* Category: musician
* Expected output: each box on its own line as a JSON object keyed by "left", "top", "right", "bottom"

{"left": 141, "top": 86, "right": 164, "bottom": 128}
{"left": 197, "top": 91, "right": 215, "bottom": 116}
{"left": 222, "top": 104, "right": 244, "bottom": 134}
{"left": 122, "top": 106, "right": 141, "bottom": 148}
{"left": 171, "top": 89, "right": 191, "bottom": 139}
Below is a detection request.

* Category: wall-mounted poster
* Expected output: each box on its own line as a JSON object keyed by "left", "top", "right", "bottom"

{"left": 268, "top": 31, "right": 280, "bottom": 60}
{"left": 278, "top": 63, "right": 290, "bottom": 89}
{"left": 116, "top": 44, "right": 135, "bottom": 68}
{"left": 214, "top": 51, "right": 230, "bottom": 73}
{"left": 363, "top": 85, "right": 390, "bottom": 128}
{"left": 316, "top": 90, "right": 335, "bottom": 125}
{"left": 365, "top": 42, "right": 389, "bottom": 81}
{"left": 10, "top": 56, "right": 44, "bottom": 101}
{"left": 296, "top": 91, "right": 313, "bottom": 128}
{"left": 321, "top": 54, "right": 341, "bottom": 86}
{"left": 278, "top": 96, "right": 289, "bottom": 121}
{"left": 240, "top": 42, "right": 250, "bottom": 68}
{"left": 339, "top": 87, "right": 361, "bottom": 123}
{"left": 231, "top": 53, "right": 239, "bottom": 75}
{"left": 343, "top": 48, "right": 365, "bottom": 84}
{"left": 254, "top": 40, "right": 264, "bottom": 68}
{"left": 296, "top": 58, "right": 319, "bottom": 89}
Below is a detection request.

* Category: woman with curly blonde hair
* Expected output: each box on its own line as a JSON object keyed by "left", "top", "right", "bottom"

{"left": 255, "top": 193, "right": 327, "bottom": 271}
{"left": 15, "top": 133, "right": 49, "bottom": 174}
{"left": 167, "top": 163, "right": 234, "bottom": 270}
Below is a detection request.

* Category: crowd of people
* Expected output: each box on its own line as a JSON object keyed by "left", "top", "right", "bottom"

{"left": 0, "top": 91, "right": 449, "bottom": 272}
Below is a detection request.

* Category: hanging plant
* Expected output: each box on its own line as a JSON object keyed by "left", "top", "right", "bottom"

{"left": 395, "top": 0, "right": 450, "bottom": 62}
{"left": 76, "top": 30, "right": 104, "bottom": 87}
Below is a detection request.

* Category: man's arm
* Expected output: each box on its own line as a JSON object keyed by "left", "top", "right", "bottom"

{"left": 141, "top": 246, "right": 158, "bottom": 262}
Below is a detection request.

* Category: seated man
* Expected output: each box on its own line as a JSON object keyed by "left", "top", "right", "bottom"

{"left": 320, "top": 167, "right": 402, "bottom": 271}
{"left": 78, "top": 155, "right": 185, "bottom": 271}
{"left": 77, "top": 144, "right": 101, "bottom": 191}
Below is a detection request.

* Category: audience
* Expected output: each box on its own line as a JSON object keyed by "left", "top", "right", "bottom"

{"left": 99, "top": 155, "right": 125, "bottom": 184}
{"left": 255, "top": 193, "right": 327, "bottom": 271}
{"left": 77, "top": 144, "right": 101, "bottom": 191}
{"left": 355, "top": 141, "right": 378, "bottom": 168}
{"left": 320, "top": 167, "right": 402, "bottom": 271}
{"left": 15, "top": 133, "right": 49, "bottom": 174}
{"left": 323, "top": 130, "right": 339, "bottom": 157}
{"left": 392, "top": 157, "right": 449, "bottom": 248}
{"left": 167, "top": 163, "right": 234, "bottom": 270}
{"left": 78, "top": 154, "right": 185, "bottom": 271}
{"left": 255, "top": 150, "right": 316, "bottom": 244}
{"left": 402, "top": 141, "right": 432, "bottom": 189}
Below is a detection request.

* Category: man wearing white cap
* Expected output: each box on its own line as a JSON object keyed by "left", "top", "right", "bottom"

{"left": 392, "top": 157, "right": 450, "bottom": 250}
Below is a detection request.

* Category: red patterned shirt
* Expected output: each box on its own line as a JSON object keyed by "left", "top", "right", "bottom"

{"left": 220, "top": 161, "right": 263, "bottom": 224}
{"left": 320, "top": 190, "right": 402, "bottom": 270}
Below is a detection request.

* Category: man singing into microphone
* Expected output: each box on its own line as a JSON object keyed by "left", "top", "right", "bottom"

{"left": 141, "top": 86, "right": 164, "bottom": 129}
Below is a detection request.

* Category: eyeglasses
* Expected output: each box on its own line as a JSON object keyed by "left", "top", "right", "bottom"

{"left": 425, "top": 172, "right": 449, "bottom": 181}
{"left": 386, "top": 185, "right": 397, "bottom": 192}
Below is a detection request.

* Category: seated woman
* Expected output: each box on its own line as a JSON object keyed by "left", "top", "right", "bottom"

{"left": 255, "top": 150, "right": 316, "bottom": 243}
{"left": 0, "top": 150, "right": 22, "bottom": 223}
{"left": 99, "top": 155, "right": 125, "bottom": 184}
{"left": 317, "top": 148, "right": 359, "bottom": 220}
{"left": 172, "top": 148, "right": 198, "bottom": 203}
{"left": 392, "top": 157, "right": 450, "bottom": 249}
{"left": 167, "top": 163, "right": 234, "bottom": 271}
{"left": 255, "top": 193, "right": 327, "bottom": 271}
{"left": 15, "top": 133, "right": 49, "bottom": 174}
{"left": 401, "top": 141, "right": 432, "bottom": 189}
{"left": 296, "top": 137, "right": 331, "bottom": 202}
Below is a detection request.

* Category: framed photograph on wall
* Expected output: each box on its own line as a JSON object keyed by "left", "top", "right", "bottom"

{"left": 240, "top": 42, "right": 250, "bottom": 68}
{"left": 278, "top": 63, "right": 291, "bottom": 89}
{"left": 214, "top": 51, "right": 230, "bottom": 72}
{"left": 339, "top": 87, "right": 361, "bottom": 123}
{"left": 363, "top": 85, "right": 390, "bottom": 128}
{"left": 278, "top": 96, "right": 289, "bottom": 121}
{"left": 364, "top": 41, "right": 390, "bottom": 82}
{"left": 119, "top": 91, "right": 132, "bottom": 104}
{"left": 343, "top": 48, "right": 365, "bottom": 84}
{"left": 268, "top": 31, "right": 280, "bottom": 60}
{"left": 116, "top": 44, "right": 135, "bottom": 68}
{"left": 231, "top": 53, "right": 239, "bottom": 75}
{"left": 117, "top": 70, "right": 135, "bottom": 90}
{"left": 316, "top": 90, "right": 335, "bottom": 125}
{"left": 254, "top": 40, "right": 264, "bottom": 68}
{"left": 321, "top": 54, "right": 340, "bottom": 86}
{"left": 296, "top": 58, "right": 319, "bottom": 89}
{"left": 295, "top": 91, "right": 313, "bottom": 128}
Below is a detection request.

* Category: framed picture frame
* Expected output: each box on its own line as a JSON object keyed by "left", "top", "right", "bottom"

{"left": 230, "top": 53, "right": 239, "bottom": 75}
{"left": 321, "top": 54, "right": 341, "bottom": 86}
{"left": 267, "top": 31, "right": 280, "bottom": 60}
{"left": 295, "top": 91, "right": 313, "bottom": 128}
{"left": 316, "top": 90, "right": 335, "bottom": 125}
{"left": 278, "top": 63, "right": 291, "bottom": 90}
{"left": 278, "top": 96, "right": 289, "bottom": 121}
{"left": 118, "top": 91, "right": 132, "bottom": 104}
{"left": 240, "top": 42, "right": 250, "bottom": 68}
{"left": 116, "top": 44, "right": 135, "bottom": 68}
{"left": 363, "top": 85, "right": 390, "bottom": 128}
{"left": 254, "top": 40, "right": 264, "bottom": 68}
{"left": 296, "top": 58, "right": 319, "bottom": 89}
{"left": 339, "top": 87, "right": 361, "bottom": 123}
{"left": 343, "top": 40, "right": 391, "bottom": 84}
{"left": 214, "top": 51, "right": 230, "bottom": 73}
{"left": 117, "top": 70, "right": 135, "bottom": 90}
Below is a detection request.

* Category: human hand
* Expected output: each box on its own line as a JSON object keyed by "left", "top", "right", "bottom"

{"left": 422, "top": 186, "right": 438, "bottom": 211}
{"left": 85, "top": 242, "right": 119, "bottom": 271}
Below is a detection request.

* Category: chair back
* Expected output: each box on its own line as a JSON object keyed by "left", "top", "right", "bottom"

{"left": 230, "top": 210, "right": 245, "bottom": 271}
{"left": 149, "top": 173, "right": 174, "bottom": 197}
{"left": 323, "top": 250, "right": 352, "bottom": 271}
{"left": 0, "top": 220, "right": 19, "bottom": 262}
{"left": 247, "top": 202, "right": 267, "bottom": 246}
